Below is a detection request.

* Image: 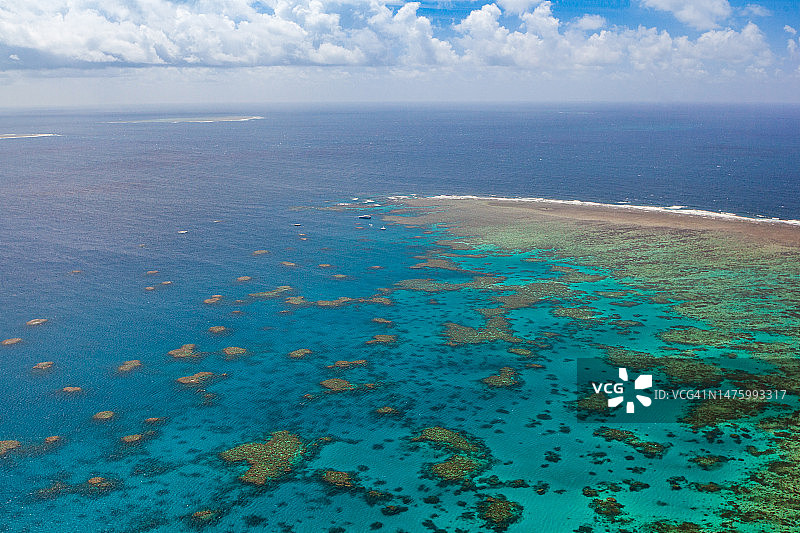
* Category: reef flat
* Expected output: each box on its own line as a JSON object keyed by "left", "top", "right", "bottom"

{"left": 382, "top": 195, "right": 800, "bottom": 532}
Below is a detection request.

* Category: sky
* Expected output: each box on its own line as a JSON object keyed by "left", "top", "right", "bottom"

{"left": 0, "top": 0, "right": 799, "bottom": 107}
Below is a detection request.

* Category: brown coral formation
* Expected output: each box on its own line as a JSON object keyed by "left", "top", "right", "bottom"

{"left": 372, "top": 317, "right": 393, "bottom": 325}
{"left": 249, "top": 286, "right": 292, "bottom": 298}
{"left": 176, "top": 372, "right": 214, "bottom": 385}
{"left": 0, "top": 440, "right": 21, "bottom": 456}
{"left": 412, "top": 427, "right": 478, "bottom": 453}
{"left": 208, "top": 326, "right": 228, "bottom": 334}
{"left": 92, "top": 411, "right": 115, "bottom": 421}
{"left": 594, "top": 427, "right": 667, "bottom": 458}
{"left": 236, "top": 276, "right": 252, "bottom": 282}
{"left": 121, "top": 434, "right": 143, "bottom": 444}
{"left": 320, "top": 378, "right": 355, "bottom": 392}
{"left": 252, "top": 249, "right": 269, "bottom": 255}
{"left": 220, "top": 430, "right": 307, "bottom": 485}
{"left": 443, "top": 315, "right": 523, "bottom": 346}
{"left": 33, "top": 361, "right": 54, "bottom": 370}
{"left": 280, "top": 261, "right": 297, "bottom": 267}
{"left": 117, "top": 360, "right": 141, "bottom": 372}
{"left": 288, "top": 348, "right": 312, "bottom": 359}
{"left": 2, "top": 338, "right": 22, "bottom": 346}
{"left": 86, "top": 476, "right": 113, "bottom": 488}
{"left": 327, "top": 360, "right": 367, "bottom": 369}
{"left": 26, "top": 318, "right": 48, "bottom": 326}
{"left": 320, "top": 470, "right": 355, "bottom": 488}
{"left": 316, "top": 297, "right": 355, "bottom": 307}
{"left": 481, "top": 367, "right": 519, "bottom": 388}
{"left": 190, "top": 510, "right": 217, "bottom": 523}
{"left": 430, "top": 454, "right": 484, "bottom": 482}
{"left": 366, "top": 334, "right": 396, "bottom": 344}
{"left": 410, "top": 257, "right": 465, "bottom": 271}
{"left": 168, "top": 344, "right": 198, "bottom": 358}
{"left": 62, "top": 386, "right": 82, "bottom": 393}
{"left": 477, "top": 495, "right": 523, "bottom": 531}
{"left": 222, "top": 346, "right": 247, "bottom": 357}
{"left": 375, "top": 406, "right": 400, "bottom": 415}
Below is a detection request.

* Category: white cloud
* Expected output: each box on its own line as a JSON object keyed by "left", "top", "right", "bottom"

{"left": 496, "top": 0, "right": 542, "bottom": 15}
{"left": 0, "top": 0, "right": 783, "bottom": 82}
{"left": 785, "top": 25, "right": 798, "bottom": 35}
{"left": 640, "top": 0, "right": 732, "bottom": 30}
{"left": 573, "top": 14, "right": 606, "bottom": 31}
{"left": 741, "top": 4, "right": 771, "bottom": 17}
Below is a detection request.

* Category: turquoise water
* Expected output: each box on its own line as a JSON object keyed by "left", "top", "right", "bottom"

{"left": 1, "top": 107, "right": 798, "bottom": 532}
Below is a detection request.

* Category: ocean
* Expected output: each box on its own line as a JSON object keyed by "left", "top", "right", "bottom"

{"left": 1, "top": 104, "right": 799, "bottom": 532}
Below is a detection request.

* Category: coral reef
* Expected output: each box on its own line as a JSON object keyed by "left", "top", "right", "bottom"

{"left": 1, "top": 338, "right": 22, "bottom": 346}
{"left": 288, "top": 348, "right": 312, "bottom": 359}
{"left": 320, "top": 378, "right": 355, "bottom": 392}
{"left": 429, "top": 455, "right": 485, "bottom": 482}
{"left": 0, "top": 440, "right": 21, "bottom": 456}
{"left": 222, "top": 346, "right": 247, "bottom": 357}
{"left": 443, "top": 315, "right": 523, "bottom": 346}
{"left": 481, "top": 367, "right": 519, "bottom": 388}
{"left": 26, "top": 319, "right": 48, "bottom": 326}
{"left": 594, "top": 427, "right": 668, "bottom": 458}
{"left": 176, "top": 372, "right": 214, "bottom": 385}
{"left": 117, "top": 360, "right": 141, "bottom": 372}
{"left": 93, "top": 411, "right": 115, "bottom": 421}
{"left": 320, "top": 470, "right": 355, "bottom": 488}
{"left": 476, "top": 495, "right": 523, "bottom": 531}
{"left": 326, "top": 360, "right": 367, "bottom": 369}
{"left": 168, "top": 344, "right": 199, "bottom": 358}
{"left": 220, "top": 431, "right": 307, "bottom": 485}
{"left": 412, "top": 427, "right": 479, "bottom": 453}
{"left": 249, "top": 286, "right": 292, "bottom": 298}
{"left": 366, "top": 334, "right": 396, "bottom": 344}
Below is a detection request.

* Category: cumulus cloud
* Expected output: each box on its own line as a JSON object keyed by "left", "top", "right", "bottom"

{"left": 496, "top": 0, "right": 542, "bottom": 15}
{"left": 0, "top": 0, "right": 782, "bottom": 80}
{"left": 573, "top": 14, "right": 606, "bottom": 32}
{"left": 786, "top": 25, "right": 798, "bottom": 35}
{"left": 639, "top": 0, "right": 732, "bottom": 30}
{"left": 741, "top": 4, "right": 771, "bottom": 17}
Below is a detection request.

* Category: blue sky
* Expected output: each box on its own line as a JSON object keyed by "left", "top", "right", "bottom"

{"left": 0, "top": 0, "right": 798, "bottom": 106}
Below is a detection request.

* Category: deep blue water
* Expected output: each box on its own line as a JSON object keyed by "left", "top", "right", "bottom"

{"left": 0, "top": 105, "right": 798, "bottom": 532}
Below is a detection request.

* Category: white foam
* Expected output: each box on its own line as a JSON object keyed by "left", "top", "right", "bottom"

{"left": 399, "top": 195, "right": 800, "bottom": 227}
{"left": 107, "top": 116, "right": 264, "bottom": 124}
{"left": 0, "top": 133, "right": 60, "bottom": 140}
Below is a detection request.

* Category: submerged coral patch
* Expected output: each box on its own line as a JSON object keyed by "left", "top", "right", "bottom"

{"left": 481, "top": 367, "right": 519, "bottom": 388}
{"left": 220, "top": 431, "right": 307, "bottom": 485}
{"left": 412, "top": 427, "right": 479, "bottom": 453}
{"left": 476, "top": 495, "right": 523, "bottom": 531}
